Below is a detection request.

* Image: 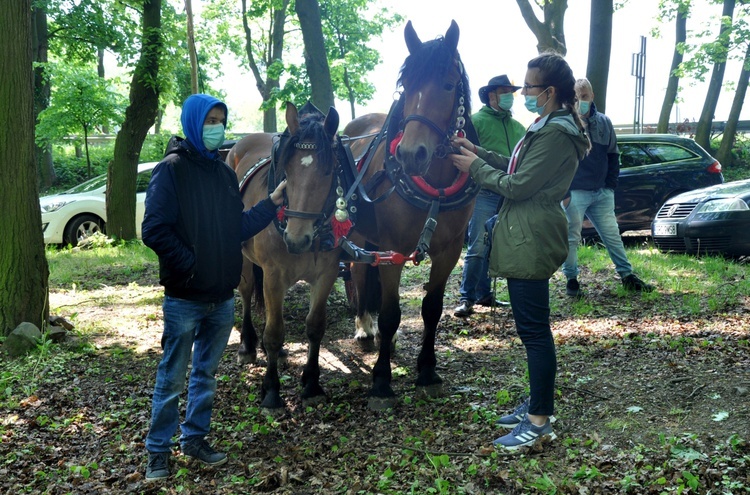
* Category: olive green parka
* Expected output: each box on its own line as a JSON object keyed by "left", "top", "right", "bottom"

{"left": 468, "top": 109, "right": 590, "bottom": 280}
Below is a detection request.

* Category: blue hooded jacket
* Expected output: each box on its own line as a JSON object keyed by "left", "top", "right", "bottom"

{"left": 142, "top": 94, "right": 276, "bottom": 302}
{"left": 181, "top": 94, "right": 228, "bottom": 160}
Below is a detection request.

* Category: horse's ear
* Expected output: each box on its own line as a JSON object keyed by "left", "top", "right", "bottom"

{"left": 285, "top": 101, "right": 300, "bottom": 135}
{"left": 404, "top": 20, "right": 422, "bottom": 55}
{"left": 324, "top": 107, "right": 339, "bottom": 137}
{"left": 444, "top": 20, "right": 459, "bottom": 53}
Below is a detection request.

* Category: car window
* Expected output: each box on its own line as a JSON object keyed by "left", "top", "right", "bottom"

{"left": 66, "top": 174, "right": 108, "bottom": 194}
{"left": 644, "top": 143, "right": 695, "bottom": 164}
{"left": 619, "top": 144, "right": 652, "bottom": 168}
{"left": 136, "top": 170, "right": 153, "bottom": 193}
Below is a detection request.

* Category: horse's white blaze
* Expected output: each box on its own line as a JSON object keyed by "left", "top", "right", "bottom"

{"left": 417, "top": 91, "right": 423, "bottom": 109}
{"left": 354, "top": 312, "right": 376, "bottom": 339}
{"left": 300, "top": 155, "right": 314, "bottom": 167}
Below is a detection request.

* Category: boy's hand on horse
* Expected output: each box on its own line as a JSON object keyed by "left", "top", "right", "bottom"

{"left": 270, "top": 179, "right": 287, "bottom": 206}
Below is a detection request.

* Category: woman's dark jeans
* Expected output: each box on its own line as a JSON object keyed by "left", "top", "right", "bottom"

{"left": 507, "top": 277, "right": 556, "bottom": 416}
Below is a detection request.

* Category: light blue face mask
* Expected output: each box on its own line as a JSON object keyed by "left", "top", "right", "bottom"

{"left": 202, "top": 123, "right": 225, "bottom": 151}
{"left": 578, "top": 100, "right": 591, "bottom": 115}
{"left": 498, "top": 93, "right": 515, "bottom": 111}
{"left": 524, "top": 88, "right": 550, "bottom": 115}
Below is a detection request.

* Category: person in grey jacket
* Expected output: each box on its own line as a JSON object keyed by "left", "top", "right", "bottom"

{"left": 562, "top": 78, "right": 654, "bottom": 297}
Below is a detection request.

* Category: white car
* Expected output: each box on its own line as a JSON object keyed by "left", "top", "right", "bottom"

{"left": 40, "top": 162, "right": 157, "bottom": 246}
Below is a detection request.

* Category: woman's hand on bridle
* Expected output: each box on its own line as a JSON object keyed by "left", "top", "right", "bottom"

{"left": 270, "top": 179, "right": 287, "bottom": 206}
{"left": 449, "top": 137, "right": 477, "bottom": 173}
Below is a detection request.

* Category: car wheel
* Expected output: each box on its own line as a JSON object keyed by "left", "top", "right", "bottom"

{"left": 64, "top": 214, "right": 104, "bottom": 247}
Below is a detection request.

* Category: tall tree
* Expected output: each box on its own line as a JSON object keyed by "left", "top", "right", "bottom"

{"left": 318, "top": 0, "right": 402, "bottom": 119}
{"left": 515, "top": 0, "right": 568, "bottom": 55}
{"left": 585, "top": 0, "right": 613, "bottom": 113}
{"left": 716, "top": 14, "right": 750, "bottom": 167}
{"left": 295, "top": 0, "right": 334, "bottom": 111}
{"left": 36, "top": 64, "right": 126, "bottom": 178}
{"left": 656, "top": 0, "right": 690, "bottom": 133}
{"left": 694, "top": 0, "right": 735, "bottom": 150}
{"left": 0, "top": 0, "right": 50, "bottom": 336}
{"left": 106, "top": 0, "right": 162, "bottom": 241}
{"left": 32, "top": 5, "right": 56, "bottom": 189}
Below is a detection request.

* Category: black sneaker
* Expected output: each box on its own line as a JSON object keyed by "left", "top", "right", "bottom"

{"left": 145, "top": 452, "right": 170, "bottom": 481}
{"left": 453, "top": 302, "right": 474, "bottom": 317}
{"left": 565, "top": 278, "right": 582, "bottom": 297}
{"left": 621, "top": 274, "right": 654, "bottom": 292}
{"left": 475, "top": 295, "right": 510, "bottom": 307}
{"left": 181, "top": 438, "right": 227, "bottom": 466}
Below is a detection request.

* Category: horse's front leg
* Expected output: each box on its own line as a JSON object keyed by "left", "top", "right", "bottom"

{"left": 416, "top": 243, "right": 463, "bottom": 397}
{"left": 368, "top": 264, "right": 403, "bottom": 410}
{"left": 300, "top": 264, "right": 339, "bottom": 404}
{"left": 259, "top": 274, "right": 287, "bottom": 410}
{"left": 237, "top": 259, "right": 259, "bottom": 365}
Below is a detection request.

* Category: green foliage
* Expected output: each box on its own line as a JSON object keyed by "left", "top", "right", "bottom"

{"left": 36, "top": 63, "right": 127, "bottom": 148}
{"left": 317, "top": 0, "right": 404, "bottom": 117}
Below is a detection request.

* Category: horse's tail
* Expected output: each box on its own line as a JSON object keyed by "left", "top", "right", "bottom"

{"left": 251, "top": 263, "right": 265, "bottom": 310}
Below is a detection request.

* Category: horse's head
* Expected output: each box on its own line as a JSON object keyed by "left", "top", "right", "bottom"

{"left": 395, "top": 20, "right": 470, "bottom": 176}
{"left": 276, "top": 101, "right": 341, "bottom": 254}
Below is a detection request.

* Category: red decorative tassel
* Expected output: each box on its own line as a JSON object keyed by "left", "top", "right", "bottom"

{"left": 331, "top": 217, "right": 352, "bottom": 244}
{"left": 276, "top": 206, "right": 286, "bottom": 221}
{"left": 389, "top": 131, "right": 403, "bottom": 156}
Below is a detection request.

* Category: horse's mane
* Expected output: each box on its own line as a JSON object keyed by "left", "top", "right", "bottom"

{"left": 397, "top": 36, "right": 472, "bottom": 115}
{"left": 279, "top": 110, "right": 336, "bottom": 175}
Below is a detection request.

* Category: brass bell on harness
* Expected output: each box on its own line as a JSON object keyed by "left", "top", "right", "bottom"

{"left": 336, "top": 197, "right": 347, "bottom": 210}
{"left": 335, "top": 208, "right": 349, "bottom": 222}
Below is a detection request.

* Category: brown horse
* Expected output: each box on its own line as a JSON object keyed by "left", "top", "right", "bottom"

{"left": 342, "top": 20, "right": 479, "bottom": 409}
{"left": 227, "top": 102, "right": 343, "bottom": 409}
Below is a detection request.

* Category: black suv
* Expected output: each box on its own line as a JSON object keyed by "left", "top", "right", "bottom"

{"left": 582, "top": 134, "right": 724, "bottom": 236}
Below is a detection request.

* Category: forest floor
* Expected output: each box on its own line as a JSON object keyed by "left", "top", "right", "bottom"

{"left": 2, "top": 241, "right": 749, "bottom": 494}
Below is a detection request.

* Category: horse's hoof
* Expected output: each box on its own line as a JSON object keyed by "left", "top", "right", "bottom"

{"left": 355, "top": 336, "right": 376, "bottom": 352}
{"left": 260, "top": 393, "right": 285, "bottom": 411}
{"left": 302, "top": 394, "right": 327, "bottom": 407}
{"left": 260, "top": 405, "right": 286, "bottom": 418}
{"left": 416, "top": 383, "right": 444, "bottom": 399}
{"left": 368, "top": 395, "right": 397, "bottom": 411}
{"left": 237, "top": 351, "right": 257, "bottom": 366}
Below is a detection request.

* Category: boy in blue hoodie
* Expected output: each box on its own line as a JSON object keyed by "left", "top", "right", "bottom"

{"left": 142, "top": 94, "right": 285, "bottom": 480}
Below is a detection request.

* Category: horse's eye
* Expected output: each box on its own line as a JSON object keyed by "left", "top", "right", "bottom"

{"left": 444, "top": 83, "right": 455, "bottom": 91}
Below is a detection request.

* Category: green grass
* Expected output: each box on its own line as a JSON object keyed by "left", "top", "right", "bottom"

{"left": 47, "top": 239, "right": 157, "bottom": 290}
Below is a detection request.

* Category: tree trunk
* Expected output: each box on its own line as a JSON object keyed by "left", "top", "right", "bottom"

{"left": 295, "top": 0, "right": 334, "bottom": 111}
{"left": 515, "top": 0, "right": 568, "bottom": 55}
{"left": 716, "top": 43, "right": 750, "bottom": 168}
{"left": 695, "top": 0, "right": 735, "bottom": 151}
{"left": 0, "top": 0, "right": 50, "bottom": 336}
{"left": 106, "top": 0, "right": 161, "bottom": 242}
{"left": 98, "top": 47, "right": 109, "bottom": 134}
{"left": 586, "top": 0, "right": 612, "bottom": 113}
{"left": 186, "top": 0, "right": 199, "bottom": 94}
{"left": 657, "top": 7, "right": 687, "bottom": 133}
{"left": 32, "top": 5, "right": 56, "bottom": 189}
{"left": 241, "top": 0, "right": 288, "bottom": 132}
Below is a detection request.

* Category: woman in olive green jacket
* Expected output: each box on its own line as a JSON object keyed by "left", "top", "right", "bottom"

{"left": 451, "top": 52, "right": 589, "bottom": 451}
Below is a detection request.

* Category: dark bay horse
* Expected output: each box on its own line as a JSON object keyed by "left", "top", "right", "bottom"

{"left": 342, "top": 20, "right": 479, "bottom": 409}
{"left": 227, "top": 102, "right": 343, "bottom": 409}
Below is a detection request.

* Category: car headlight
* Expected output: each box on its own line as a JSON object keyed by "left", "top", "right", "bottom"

{"left": 694, "top": 198, "right": 749, "bottom": 213}
{"left": 40, "top": 199, "right": 73, "bottom": 213}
